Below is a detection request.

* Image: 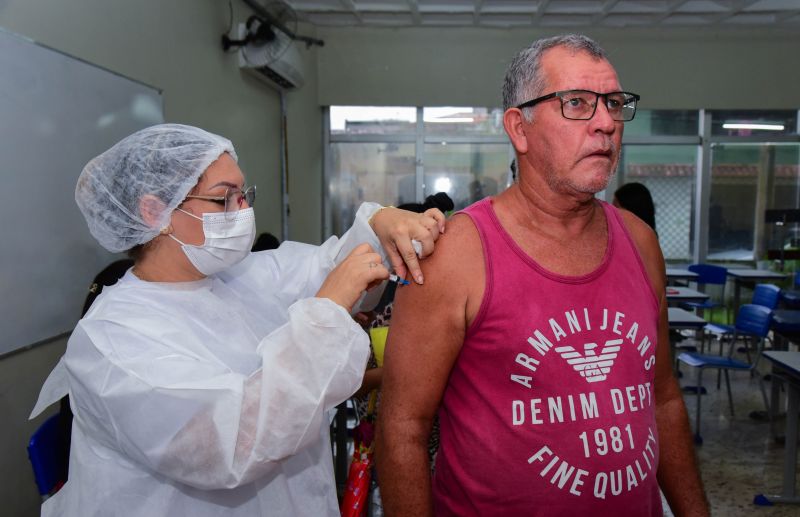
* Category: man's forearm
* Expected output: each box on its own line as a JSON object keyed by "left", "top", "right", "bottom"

{"left": 655, "top": 394, "right": 709, "bottom": 516}
{"left": 376, "top": 427, "right": 434, "bottom": 516}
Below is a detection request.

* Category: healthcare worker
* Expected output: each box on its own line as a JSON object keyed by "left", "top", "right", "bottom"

{"left": 30, "top": 124, "right": 445, "bottom": 516}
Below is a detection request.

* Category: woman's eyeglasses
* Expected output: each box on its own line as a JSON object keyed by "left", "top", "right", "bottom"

{"left": 184, "top": 185, "right": 256, "bottom": 220}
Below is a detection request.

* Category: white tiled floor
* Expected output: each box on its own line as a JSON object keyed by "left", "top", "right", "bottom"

{"left": 674, "top": 335, "right": 799, "bottom": 516}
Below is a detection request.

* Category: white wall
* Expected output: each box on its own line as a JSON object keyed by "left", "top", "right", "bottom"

{"left": 3, "top": 5, "right": 799, "bottom": 515}
{"left": 316, "top": 26, "right": 800, "bottom": 110}
{"left": 0, "top": 1, "right": 322, "bottom": 515}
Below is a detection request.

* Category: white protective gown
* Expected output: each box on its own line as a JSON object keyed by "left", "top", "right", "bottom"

{"left": 31, "top": 203, "right": 385, "bottom": 517}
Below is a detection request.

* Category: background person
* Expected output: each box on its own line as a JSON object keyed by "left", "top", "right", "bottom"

{"left": 30, "top": 124, "right": 444, "bottom": 517}
{"left": 614, "top": 182, "right": 657, "bottom": 232}
{"left": 377, "top": 35, "right": 707, "bottom": 516}
{"left": 392, "top": 191, "right": 455, "bottom": 217}
{"left": 251, "top": 231, "right": 280, "bottom": 252}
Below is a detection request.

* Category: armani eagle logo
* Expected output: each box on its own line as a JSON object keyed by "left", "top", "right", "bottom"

{"left": 554, "top": 338, "right": 622, "bottom": 383}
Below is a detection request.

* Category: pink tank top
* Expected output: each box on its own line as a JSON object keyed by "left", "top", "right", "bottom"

{"left": 433, "top": 198, "right": 662, "bottom": 516}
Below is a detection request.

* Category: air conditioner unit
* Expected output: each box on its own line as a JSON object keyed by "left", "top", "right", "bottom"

{"left": 238, "top": 24, "right": 305, "bottom": 91}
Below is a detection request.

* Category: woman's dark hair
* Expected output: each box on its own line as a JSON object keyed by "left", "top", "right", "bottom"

{"left": 252, "top": 232, "right": 280, "bottom": 252}
{"left": 424, "top": 192, "right": 455, "bottom": 213}
{"left": 397, "top": 192, "right": 455, "bottom": 214}
{"left": 614, "top": 182, "right": 656, "bottom": 231}
{"left": 82, "top": 259, "right": 135, "bottom": 316}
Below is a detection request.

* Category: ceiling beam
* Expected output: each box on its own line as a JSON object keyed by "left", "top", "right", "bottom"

{"left": 651, "top": 0, "right": 690, "bottom": 24}
{"left": 287, "top": 0, "right": 799, "bottom": 29}
{"left": 338, "top": 0, "right": 363, "bottom": 24}
{"left": 590, "top": 0, "right": 620, "bottom": 25}
{"left": 710, "top": 0, "right": 761, "bottom": 25}
{"left": 407, "top": 0, "right": 421, "bottom": 26}
{"left": 473, "top": 0, "right": 484, "bottom": 26}
{"left": 776, "top": 9, "right": 800, "bottom": 23}
{"left": 534, "top": 0, "right": 552, "bottom": 22}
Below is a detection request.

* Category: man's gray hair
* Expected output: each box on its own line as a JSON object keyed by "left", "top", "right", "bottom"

{"left": 502, "top": 34, "right": 608, "bottom": 120}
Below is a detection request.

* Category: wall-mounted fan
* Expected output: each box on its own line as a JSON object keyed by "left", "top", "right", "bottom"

{"left": 222, "top": 0, "right": 323, "bottom": 59}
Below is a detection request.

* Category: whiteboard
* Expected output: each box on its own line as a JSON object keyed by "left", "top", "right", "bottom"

{"left": 0, "top": 29, "right": 163, "bottom": 356}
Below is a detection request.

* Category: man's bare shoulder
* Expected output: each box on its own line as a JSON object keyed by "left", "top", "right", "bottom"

{"left": 419, "top": 212, "right": 483, "bottom": 285}
{"left": 616, "top": 207, "right": 666, "bottom": 289}
{"left": 616, "top": 208, "right": 658, "bottom": 255}
{"left": 395, "top": 212, "right": 484, "bottom": 323}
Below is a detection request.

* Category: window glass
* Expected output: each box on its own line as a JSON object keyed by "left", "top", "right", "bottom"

{"left": 329, "top": 143, "right": 416, "bottom": 235}
{"left": 618, "top": 145, "right": 698, "bottom": 261}
{"left": 624, "top": 110, "right": 699, "bottom": 137}
{"left": 422, "top": 107, "right": 505, "bottom": 136}
{"left": 330, "top": 106, "right": 416, "bottom": 135}
{"left": 710, "top": 110, "right": 798, "bottom": 137}
{"left": 423, "top": 143, "right": 511, "bottom": 210}
{"left": 709, "top": 143, "right": 800, "bottom": 263}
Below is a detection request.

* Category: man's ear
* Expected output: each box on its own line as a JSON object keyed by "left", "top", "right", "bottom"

{"left": 503, "top": 108, "right": 530, "bottom": 155}
{"left": 139, "top": 194, "right": 167, "bottom": 229}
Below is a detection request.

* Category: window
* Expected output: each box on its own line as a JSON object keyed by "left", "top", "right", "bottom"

{"left": 422, "top": 107, "right": 505, "bottom": 136}
{"left": 710, "top": 110, "right": 797, "bottom": 137}
{"left": 329, "top": 142, "right": 416, "bottom": 234}
{"left": 618, "top": 145, "right": 698, "bottom": 261}
{"left": 325, "top": 106, "right": 800, "bottom": 267}
{"left": 330, "top": 106, "right": 416, "bottom": 135}
{"left": 423, "top": 142, "right": 510, "bottom": 210}
{"left": 709, "top": 143, "right": 800, "bottom": 261}
{"left": 625, "top": 110, "right": 698, "bottom": 137}
{"left": 325, "top": 106, "right": 512, "bottom": 236}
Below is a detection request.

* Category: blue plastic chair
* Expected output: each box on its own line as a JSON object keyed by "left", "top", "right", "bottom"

{"left": 27, "top": 414, "right": 67, "bottom": 499}
{"left": 677, "top": 304, "right": 772, "bottom": 445}
{"left": 705, "top": 283, "right": 779, "bottom": 361}
{"left": 680, "top": 263, "right": 729, "bottom": 320}
{"left": 751, "top": 283, "right": 781, "bottom": 310}
{"left": 780, "top": 273, "right": 800, "bottom": 308}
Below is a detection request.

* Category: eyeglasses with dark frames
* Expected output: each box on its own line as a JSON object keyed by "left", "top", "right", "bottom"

{"left": 516, "top": 90, "right": 641, "bottom": 122}
{"left": 184, "top": 185, "right": 256, "bottom": 220}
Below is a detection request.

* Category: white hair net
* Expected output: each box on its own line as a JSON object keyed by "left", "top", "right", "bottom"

{"left": 76, "top": 124, "right": 237, "bottom": 252}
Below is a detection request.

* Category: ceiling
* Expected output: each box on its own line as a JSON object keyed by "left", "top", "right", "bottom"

{"left": 282, "top": 0, "right": 800, "bottom": 28}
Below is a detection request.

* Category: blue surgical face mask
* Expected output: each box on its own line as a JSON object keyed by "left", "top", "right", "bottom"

{"left": 168, "top": 207, "right": 256, "bottom": 275}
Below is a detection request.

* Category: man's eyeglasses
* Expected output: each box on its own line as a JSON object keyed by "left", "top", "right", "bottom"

{"left": 184, "top": 185, "right": 256, "bottom": 220}
{"left": 516, "top": 90, "right": 641, "bottom": 122}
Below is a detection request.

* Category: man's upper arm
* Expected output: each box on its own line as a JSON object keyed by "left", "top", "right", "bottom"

{"left": 617, "top": 210, "right": 678, "bottom": 402}
{"left": 380, "top": 213, "right": 484, "bottom": 427}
